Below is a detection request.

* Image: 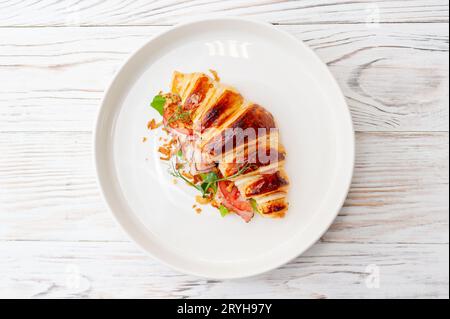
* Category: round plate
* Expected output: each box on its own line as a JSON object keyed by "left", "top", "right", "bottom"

{"left": 94, "top": 18, "right": 354, "bottom": 279}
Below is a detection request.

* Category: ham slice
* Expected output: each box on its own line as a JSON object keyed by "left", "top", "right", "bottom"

{"left": 217, "top": 181, "right": 254, "bottom": 223}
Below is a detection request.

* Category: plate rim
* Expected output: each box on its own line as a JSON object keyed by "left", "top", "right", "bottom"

{"left": 93, "top": 17, "right": 355, "bottom": 279}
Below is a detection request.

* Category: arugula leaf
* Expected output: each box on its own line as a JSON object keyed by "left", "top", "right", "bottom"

{"left": 177, "top": 149, "right": 183, "bottom": 158}
{"left": 203, "top": 172, "right": 219, "bottom": 183}
{"left": 150, "top": 95, "right": 166, "bottom": 115}
{"left": 209, "top": 182, "right": 218, "bottom": 194}
{"left": 200, "top": 182, "right": 217, "bottom": 195}
{"left": 219, "top": 205, "right": 230, "bottom": 217}
{"left": 199, "top": 172, "right": 219, "bottom": 197}
{"left": 200, "top": 182, "right": 210, "bottom": 193}
{"left": 250, "top": 198, "right": 262, "bottom": 216}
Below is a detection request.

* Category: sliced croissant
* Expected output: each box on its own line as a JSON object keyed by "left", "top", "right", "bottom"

{"left": 169, "top": 71, "right": 289, "bottom": 220}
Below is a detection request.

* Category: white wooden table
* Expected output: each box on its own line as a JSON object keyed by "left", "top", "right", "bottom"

{"left": 0, "top": 0, "right": 448, "bottom": 299}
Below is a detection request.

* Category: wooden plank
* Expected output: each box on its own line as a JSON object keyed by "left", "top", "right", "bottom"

{"left": 325, "top": 132, "right": 449, "bottom": 244}
{"left": 0, "top": 0, "right": 447, "bottom": 27}
{"left": 0, "top": 24, "right": 448, "bottom": 132}
{"left": 0, "top": 132, "right": 125, "bottom": 242}
{"left": 0, "top": 131, "right": 448, "bottom": 244}
{"left": 0, "top": 240, "right": 447, "bottom": 298}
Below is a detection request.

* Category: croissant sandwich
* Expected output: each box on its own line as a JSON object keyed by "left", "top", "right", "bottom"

{"left": 149, "top": 71, "right": 289, "bottom": 222}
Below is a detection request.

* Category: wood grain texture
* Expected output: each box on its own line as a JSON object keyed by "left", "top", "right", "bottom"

{"left": 0, "top": 0, "right": 448, "bottom": 299}
{"left": 0, "top": 241, "right": 448, "bottom": 299}
{"left": 0, "top": 23, "right": 448, "bottom": 132}
{"left": 0, "top": 0, "right": 447, "bottom": 27}
{"left": 1, "top": 132, "right": 448, "bottom": 243}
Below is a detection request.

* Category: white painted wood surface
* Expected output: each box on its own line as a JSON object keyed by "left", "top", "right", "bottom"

{"left": 0, "top": 24, "right": 448, "bottom": 132}
{"left": 0, "top": 0, "right": 447, "bottom": 26}
{"left": 0, "top": 0, "right": 448, "bottom": 299}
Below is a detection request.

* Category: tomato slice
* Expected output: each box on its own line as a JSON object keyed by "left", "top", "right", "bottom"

{"left": 218, "top": 181, "right": 253, "bottom": 212}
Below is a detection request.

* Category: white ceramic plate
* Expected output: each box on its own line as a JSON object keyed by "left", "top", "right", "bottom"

{"left": 94, "top": 18, "right": 354, "bottom": 279}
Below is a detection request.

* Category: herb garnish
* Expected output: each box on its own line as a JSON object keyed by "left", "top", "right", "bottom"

{"left": 168, "top": 160, "right": 259, "bottom": 218}
{"left": 220, "top": 163, "right": 255, "bottom": 181}
{"left": 169, "top": 162, "right": 254, "bottom": 199}
{"left": 151, "top": 95, "right": 166, "bottom": 115}
{"left": 219, "top": 205, "right": 230, "bottom": 217}
{"left": 250, "top": 198, "right": 262, "bottom": 216}
{"left": 199, "top": 171, "right": 219, "bottom": 196}
{"left": 167, "top": 105, "right": 191, "bottom": 124}
{"left": 168, "top": 161, "right": 203, "bottom": 193}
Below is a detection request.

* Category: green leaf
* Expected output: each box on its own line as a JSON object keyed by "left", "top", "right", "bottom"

{"left": 199, "top": 172, "right": 219, "bottom": 196}
{"left": 177, "top": 149, "right": 183, "bottom": 158}
{"left": 210, "top": 182, "right": 218, "bottom": 194}
{"left": 219, "top": 205, "right": 230, "bottom": 217}
{"left": 200, "top": 182, "right": 210, "bottom": 193}
{"left": 203, "top": 172, "right": 219, "bottom": 183}
{"left": 150, "top": 95, "right": 166, "bottom": 115}
{"left": 250, "top": 198, "right": 262, "bottom": 216}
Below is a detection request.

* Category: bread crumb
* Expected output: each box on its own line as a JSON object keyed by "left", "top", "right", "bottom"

{"left": 147, "top": 119, "right": 162, "bottom": 130}
{"left": 196, "top": 195, "right": 212, "bottom": 205}
{"left": 211, "top": 200, "right": 220, "bottom": 209}
{"left": 195, "top": 208, "right": 202, "bottom": 214}
{"left": 147, "top": 119, "right": 156, "bottom": 130}
{"left": 209, "top": 69, "right": 220, "bottom": 82}
{"left": 142, "top": 137, "right": 147, "bottom": 143}
{"left": 158, "top": 146, "right": 170, "bottom": 155}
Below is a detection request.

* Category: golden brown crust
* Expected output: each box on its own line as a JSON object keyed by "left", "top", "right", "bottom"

{"left": 171, "top": 71, "right": 186, "bottom": 96}
{"left": 229, "top": 104, "right": 276, "bottom": 132}
{"left": 254, "top": 192, "right": 289, "bottom": 217}
{"left": 183, "top": 75, "right": 211, "bottom": 111}
{"left": 200, "top": 89, "right": 243, "bottom": 133}
{"left": 244, "top": 171, "right": 289, "bottom": 198}
{"left": 202, "top": 104, "right": 276, "bottom": 158}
